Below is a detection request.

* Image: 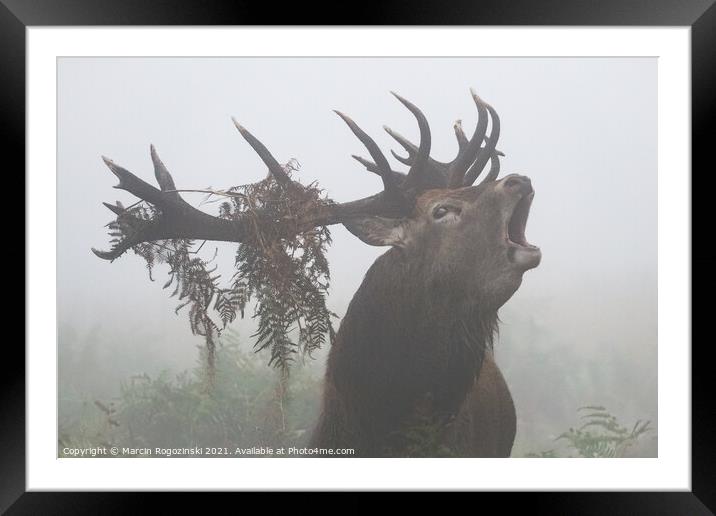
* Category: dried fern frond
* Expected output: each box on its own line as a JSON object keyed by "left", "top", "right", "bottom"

{"left": 103, "top": 163, "right": 336, "bottom": 380}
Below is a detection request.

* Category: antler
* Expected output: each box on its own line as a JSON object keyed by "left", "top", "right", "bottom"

{"left": 93, "top": 89, "right": 502, "bottom": 261}
{"left": 92, "top": 148, "right": 241, "bottom": 260}
{"left": 93, "top": 106, "right": 415, "bottom": 260}
{"left": 332, "top": 91, "right": 434, "bottom": 209}
{"left": 365, "top": 89, "right": 503, "bottom": 188}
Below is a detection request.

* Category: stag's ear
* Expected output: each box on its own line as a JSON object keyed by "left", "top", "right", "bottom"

{"left": 343, "top": 216, "right": 409, "bottom": 247}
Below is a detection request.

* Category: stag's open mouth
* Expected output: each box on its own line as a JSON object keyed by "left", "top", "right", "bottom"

{"left": 506, "top": 191, "right": 541, "bottom": 268}
{"left": 507, "top": 192, "right": 535, "bottom": 247}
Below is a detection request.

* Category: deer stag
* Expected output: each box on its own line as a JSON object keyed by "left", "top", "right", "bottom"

{"left": 93, "top": 89, "right": 541, "bottom": 457}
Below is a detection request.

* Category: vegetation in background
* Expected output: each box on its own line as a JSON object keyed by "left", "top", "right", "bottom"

{"left": 494, "top": 304, "right": 657, "bottom": 458}
{"left": 59, "top": 330, "right": 321, "bottom": 457}
{"left": 59, "top": 326, "right": 654, "bottom": 458}
{"left": 525, "top": 406, "right": 653, "bottom": 458}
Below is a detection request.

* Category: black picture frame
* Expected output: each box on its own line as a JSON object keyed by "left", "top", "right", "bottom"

{"left": 6, "top": 0, "right": 714, "bottom": 512}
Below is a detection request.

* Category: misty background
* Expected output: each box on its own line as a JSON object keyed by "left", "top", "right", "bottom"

{"left": 58, "top": 57, "right": 657, "bottom": 456}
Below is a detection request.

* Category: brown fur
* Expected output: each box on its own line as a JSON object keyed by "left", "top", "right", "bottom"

{"left": 446, "top": 351, "right": 516, "bottom": 457}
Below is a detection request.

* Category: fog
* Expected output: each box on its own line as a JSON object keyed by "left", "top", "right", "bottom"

{"left": 58, "top": 57, "right": 657, "bottom": 456}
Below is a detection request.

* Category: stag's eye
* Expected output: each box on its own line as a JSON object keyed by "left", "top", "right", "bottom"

{"left": 432, "top": 205, "right": 461, "bottom": 222}
{"left": 433, "top": 207, "right": 449, "bottom": 219}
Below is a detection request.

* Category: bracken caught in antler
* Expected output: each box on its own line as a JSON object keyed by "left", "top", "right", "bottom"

{"left": 95, "top": 149, "right": 336, "bottom": 378}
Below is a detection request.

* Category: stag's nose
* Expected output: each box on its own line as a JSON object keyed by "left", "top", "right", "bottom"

{"left": 500, "top": 174, "right": 532, "bottom": 194}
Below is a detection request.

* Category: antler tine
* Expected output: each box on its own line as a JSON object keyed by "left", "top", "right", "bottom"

{"left": 352, "top": 154, "right": 406, "bottom": 180}
{"left": 463, "top": 101, "right": 501, "bottom": 186}
{"left": 101, "top": 155, "right": 168, "bottom": 207}
{"left": 388, "top": 121, "right": 469, "bottom": 166}
{"left": 351, "top": 154, "right": 379, "bottom": 173}
{"left": 390, "top": 149, "right": 413, "bottom": 166}
{"left": 447, "top": 90, "right": 489, "bottom": 188}
{"left": 485, "top": 152, "right": 501, "bottom": 183}
{"left": 385, "top": 127, "right": 450, "bottom": 186}
{"left": 453, "top": 120, "right": 469, "bottom": 151}
{"left": 232, "top": 118, "right": 293, "bottom": 187}
{"left": 92, "top": 222, "right": 163, "bottom": 261}
{"left": 383, "top": 125, "right": 418, "bottom": 165}
{"left": 390, "top": 92, "right": 431, "bottom": 191}
{"left": 150, "top": 144, "right": 180, "bottom": 199}
{"left": 334, "top": 110, "right": 401, "bottom": 199}
{"left": 102, "top": 201, "right": 125, "bottom": 216}
{"left": 384, "top": 123, "right": 469, "bottom": 170}
{"left": 92, "top": 246, "right": 123, "bottom": 260}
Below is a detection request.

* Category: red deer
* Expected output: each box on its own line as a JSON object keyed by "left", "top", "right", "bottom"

{"left": 93, "top": 90, "right": 541, "bottom": 457}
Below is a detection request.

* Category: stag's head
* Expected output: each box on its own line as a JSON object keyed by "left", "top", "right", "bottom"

{"left": 336, "top": 90, "right": 541, "bottom": 309}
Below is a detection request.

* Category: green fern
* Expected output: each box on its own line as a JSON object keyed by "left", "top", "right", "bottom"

{"left": 526, "top": 406, "right": 653, "bottom": 458}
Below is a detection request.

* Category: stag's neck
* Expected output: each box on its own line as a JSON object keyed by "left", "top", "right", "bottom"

{"left": 328, "top": 248, "right": 499, "bottom": 437}
{"left": 348, "top": 247, "right": 499, "bottom": 346}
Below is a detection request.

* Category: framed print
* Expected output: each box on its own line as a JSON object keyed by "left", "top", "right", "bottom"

{"left": 8, "top": 0, "right": 715, "bottom": 511}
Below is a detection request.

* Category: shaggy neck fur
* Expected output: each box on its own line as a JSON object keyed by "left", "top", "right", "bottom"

{"left": 312, "top": 247, "right": 499, "bottom": 456}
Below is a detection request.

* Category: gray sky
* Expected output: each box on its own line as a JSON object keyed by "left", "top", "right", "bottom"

{"left": 58, "top": 58, "right": 657, "bottom": 453}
